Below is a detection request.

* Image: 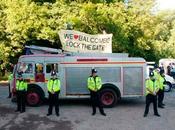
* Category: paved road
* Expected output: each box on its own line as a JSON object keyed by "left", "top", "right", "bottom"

{"left": 0, "top": 85, "right": 175, "bottom": 130}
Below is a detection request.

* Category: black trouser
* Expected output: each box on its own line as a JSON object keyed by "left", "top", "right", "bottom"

{"left": 144, "top": 94, "right": 159, "bottom": 115}
{"left": 48, "top": 91, "right": 60, "bottom": 115}
{"left": 8, "top": 83, "right": 11, "bottom": 98}
{"left": 158, "top": 89, "right": 164, "bottom": 106}
{"left": 90, "top": 90, "right": 105, "bottom": 114}
{"left": 16, "top": 91, "right": 26, "bottom": 112}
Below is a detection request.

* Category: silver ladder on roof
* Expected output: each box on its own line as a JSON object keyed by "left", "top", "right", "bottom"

{"left": 65, "top": 52, "right": 129, "bottom": 58}
{"left": 25, "top": 45, "right": 62, "bottom": 54}
{"left": 25, "top": 45, "right": 129, "bottom": 58}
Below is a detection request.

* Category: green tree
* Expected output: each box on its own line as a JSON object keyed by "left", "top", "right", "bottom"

{"left": 1, "top": 0, "right": 175, "bottom": 66}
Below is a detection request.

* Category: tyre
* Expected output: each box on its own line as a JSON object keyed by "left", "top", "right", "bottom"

{"left": 164, "top": 82, "right": 172, "bottom": 92}
{"left": 26, "top": 88, "right": 42, "bottom": 106}
{"left": 99, "top": 88, "right": 118, "bottom": 108}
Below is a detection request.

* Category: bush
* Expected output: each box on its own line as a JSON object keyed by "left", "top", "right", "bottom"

{"left": 0, "top": 73, "right": 9, "bottom": 81}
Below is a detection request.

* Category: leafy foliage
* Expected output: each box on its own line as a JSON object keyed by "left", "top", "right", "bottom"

{"left": 0, "top": 0, "right": 175, "bottom": 68}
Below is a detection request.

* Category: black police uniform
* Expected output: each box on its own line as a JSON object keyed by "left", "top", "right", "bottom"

{"left": 144, "top": 72, "right": 160, "bottom": 117}
{"left": 47, "top": 71, "right": 60, "bottom": 116}
{"left": 158, "top": 73, "right": 166, "bottom": 108}
{"left": 16, "top": 75, "right": 27, "bottom": 113}
{"left": 47, "top": 83, "right": 60, "bottom": 116}
{"left": 88, "top": 69, "right": 106, "bottom": 116}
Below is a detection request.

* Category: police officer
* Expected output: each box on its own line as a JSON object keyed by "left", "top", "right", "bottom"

{"left": 15, "top": 72, "right": 27, "bottom": 113}
{"left": 153, "top": 65, "right": 160, "bottom": 80}
{"left": 8, "top": 72, "right": 13, "bottom": 98}
{"left": 143, "top": 71, "right": 160, "bottom": 117}
{"left": 157, "top": 70, "right": 166, "bottom": 108}
{"left": 87, "top": 69, "right": 106, "bottom": 116}
{"left": 47, "top": 71, "right": 60, "bottom": 116}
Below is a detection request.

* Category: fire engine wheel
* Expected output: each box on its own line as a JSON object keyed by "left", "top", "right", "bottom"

{"left": 100, "top": 88, "right": 118, "bottom": 108}
{"left": 27, "top": 88, "right": 42, "bottom": 106}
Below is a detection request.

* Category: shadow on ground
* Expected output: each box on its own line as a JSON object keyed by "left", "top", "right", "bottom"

{"left": 0, "top": 107, "right": 73, "bottom": 130}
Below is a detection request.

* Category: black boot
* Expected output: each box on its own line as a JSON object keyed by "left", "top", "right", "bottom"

{"left": 47, "top": 113, "right": 52, "bottom": 116}
{"left": 56, "top": 113, "right": 59, "bottom": 116}
{"left": 161, "top": 103, "right": 165, "bottom": 106}
{"left": 92, "top": 112, "right": 96, "bottom": 116}
{"left": 158, "top": 105, "right": 164, "bottom": 108}
{"left": 143, "top": 114, "right": 147, "bottom": 117}
{"left": 154, "top": 114, "right": 161, "bottom": 117}
{"left": 100, "top": 112, "right": 106, "bottom": 116}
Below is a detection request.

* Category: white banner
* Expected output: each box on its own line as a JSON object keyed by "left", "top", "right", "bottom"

{"left": 58, "top": 30, "right": 112, "bottom": 53}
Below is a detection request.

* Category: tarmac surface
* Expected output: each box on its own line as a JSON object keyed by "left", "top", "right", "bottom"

{"left": 0, "top": 85, "right": 175, "bottom": 130}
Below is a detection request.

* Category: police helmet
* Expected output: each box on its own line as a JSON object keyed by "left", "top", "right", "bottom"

{"left": 17, "top": 71, "right": 23, "bottom": 78}
{"left": 149, "top": 71, "right": 154, "bottom": 77}
{"left": 51, "top": 70, "right": 57, "bottom": 76}
{"left": 154, "top": 64, "right": 158, "bottom": 69}
{"left": 160, "top": 69, "right": 164, "bottom": 75}
{"left": 156, "top": 68, "right": 160, "bottom": 73}
{"left": 91, "top": 69, "right": 97, "bottom": 74}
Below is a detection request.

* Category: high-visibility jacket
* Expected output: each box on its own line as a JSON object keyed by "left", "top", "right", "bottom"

{"left": 146, "top": 79, "right": 159, "bottom": 95}
{"left": 47, "top": 79, "right": 61, "bottom": 93}
{"left": 153, "top": 70, "right": 160, "bottom": 80}
{"left": 158, "top": 76, "right": 165, "bottom": 90}
{"left": 8, "top": 73, "right": 13, "bottom": 82}
{"left": 87, "top": 76, "right": 102, "bottom": 92}
{"left": 16, "top": 80, "right": 27, "bottom": 91}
